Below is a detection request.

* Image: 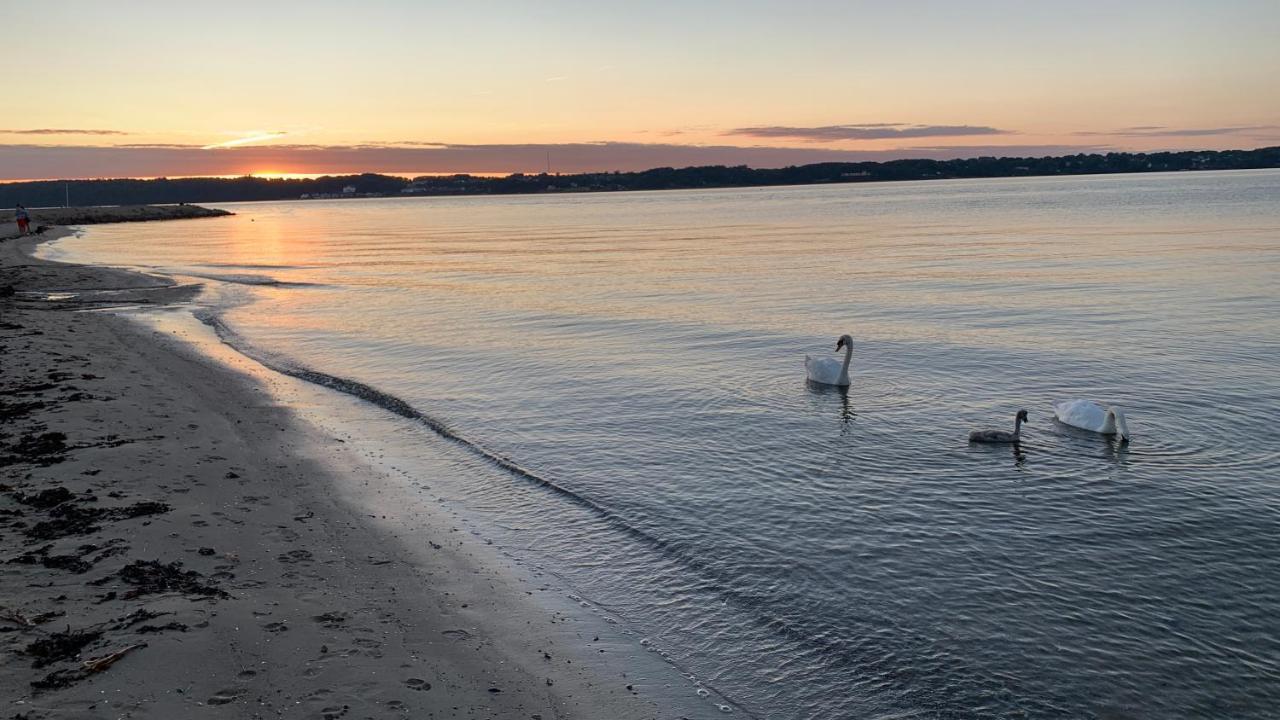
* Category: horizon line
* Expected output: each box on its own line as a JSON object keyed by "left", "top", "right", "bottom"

{"left": 2, "top": 144, "right": 1276, "bottom": 185}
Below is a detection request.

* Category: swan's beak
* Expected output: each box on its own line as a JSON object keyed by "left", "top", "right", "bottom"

{"left": 836, "top": 339, "right": 845, "bottom": 350}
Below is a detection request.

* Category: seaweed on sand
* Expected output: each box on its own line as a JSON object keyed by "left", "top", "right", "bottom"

{"left": 115, "top": 560, "right": 229, "bottom": 599}
{"left": 24, "top": 629, "right": 102, "bottom": 668}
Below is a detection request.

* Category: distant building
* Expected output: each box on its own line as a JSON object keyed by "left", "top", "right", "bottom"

{"left": 342, "top": 185, "right": 357, "bottom": 194}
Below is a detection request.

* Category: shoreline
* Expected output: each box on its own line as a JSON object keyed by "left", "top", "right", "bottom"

{"left": 1, "top": 228, "right": 723, "bottom": 718}
{"left": 1, "top": 205, "right": 231, "bottom": 242}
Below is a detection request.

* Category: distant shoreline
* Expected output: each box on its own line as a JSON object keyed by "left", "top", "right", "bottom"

{"left": 2, "top": 146, "right": 1277, "bottom": 208}
{"left": 0, "top": 204, "right": 230, "bottom": 240}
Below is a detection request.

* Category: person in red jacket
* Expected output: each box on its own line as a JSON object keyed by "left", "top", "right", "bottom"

{"left": 15, "top": 204, "right": 30, "bottom": 235}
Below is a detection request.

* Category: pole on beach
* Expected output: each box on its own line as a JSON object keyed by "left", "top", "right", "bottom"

{"left": 65, "top": 182, "right": 70, "bottom": 208}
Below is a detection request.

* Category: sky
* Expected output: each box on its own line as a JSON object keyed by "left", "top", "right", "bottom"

{"left": 4, "top": 0, "right": 1279, "bottom": 180}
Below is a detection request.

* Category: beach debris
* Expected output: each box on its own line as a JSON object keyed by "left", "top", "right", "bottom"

{"left": 113, "top": 559, "right": 229, "bottom": 599}
{"left": 12, "top": 486, "right": 74, "bottom": 509}
{"left": 0, "top": 606, "right": 65, "bottom": 628}
{"left": 25, "top": 505, "right": 103, "bottom": 540}
{"left": 0, "top": 398, "right": 47, "bottom": 421}
{"left": 0, "top": 431, "right": 68, "bottom": 467}
{"left": 31, "top": 668, "right": 89, "bottom": 691}
{"left": 116, "top": 501, "right": 170, "bottom": 518}
{"left": 137, "top": 622, "right": 188, "bottom": 634}
{"left": 82, "top": 643, "right": 147, "bottom": 672}
{"left": 24, "top": 628, "right": 102, "bottom": 668}
{"left": 23, "top": 500, "right": 171, "bottom": 540}
{"left": 8, "top": 544, "right": 93, "bottom": 574}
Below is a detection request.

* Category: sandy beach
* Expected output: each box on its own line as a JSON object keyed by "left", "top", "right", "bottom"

{"left": 1, "top": 226, "right": 718, "bottom": 719}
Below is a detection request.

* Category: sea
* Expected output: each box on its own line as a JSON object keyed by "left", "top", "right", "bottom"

{"left": 43, "top": 169, "right": 1280, "bottom": 719}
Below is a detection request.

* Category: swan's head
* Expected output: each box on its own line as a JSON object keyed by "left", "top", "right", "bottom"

{"left": 1016, "top": 409, "right": 1030, "bottom": 424}
{"left": 836, "top": 334, "right": 853, "bottom": 351}
{"left": 1108, "top": 407, "right": 1130, "bottom": 442}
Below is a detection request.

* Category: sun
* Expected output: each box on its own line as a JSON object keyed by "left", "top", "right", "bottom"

{"left": 248, "top": 171, "right": 329, "bottom": 180}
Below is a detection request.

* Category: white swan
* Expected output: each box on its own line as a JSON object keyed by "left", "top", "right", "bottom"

{"left": 1052, "top": 400, "right": 1130, "bottom": 441}
{"left": 969, "top": 409, "right": 1029, "bottom": 444}
{"left": 805, "top": 334, "right": 853, "bottom": 386}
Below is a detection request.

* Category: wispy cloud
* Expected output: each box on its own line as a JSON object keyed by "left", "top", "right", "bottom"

{"left": 1, "top": 128, "right": 130, "bottom": 136}
{"left": 727, "top": 123, "right": 1010, "bottom": 142}
{"left": 544, "top": 76, "right": 568, "bottom": 83}
{"left": 1075, "top": 125, "right": 1279, "bottom": 137}
{"left": 202, "top": 131, "right": 289, "bottom": 150}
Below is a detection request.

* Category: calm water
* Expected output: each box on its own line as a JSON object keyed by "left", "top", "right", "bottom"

{"left": 49, "top": 171, "right": 1280, "bottom": 718}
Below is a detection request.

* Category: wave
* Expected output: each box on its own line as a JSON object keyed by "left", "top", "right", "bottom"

{"left": 179, "top": 271, "right": 324, "bottom": 288}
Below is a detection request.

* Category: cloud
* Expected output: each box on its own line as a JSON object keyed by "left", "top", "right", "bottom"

{"left": 1, "top": 128, "right": 130, "bottom": 136}
{"left": 0, "top": 141, "right": 1116, "bottom": 181}
{"left": 1076, "top": 125, "right": 1279, "bottom": 137}
{"left": 727, "top": 123, "right": 1010, "bottom": 142}
{"left": 202, "top": 131, "right": 289, "bottom": 150}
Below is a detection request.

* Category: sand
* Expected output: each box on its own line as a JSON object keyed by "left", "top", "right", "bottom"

{"left": 1, "top": 229, "right": 721, "bottom": 718}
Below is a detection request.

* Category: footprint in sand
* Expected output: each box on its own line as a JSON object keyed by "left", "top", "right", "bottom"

{"left": 403, "top": 678, "right": 431, "bottom": 691}
{"left": 207, "top": 688, "right": 243, "bottom": 705}
{"left": 277, "top": 549, "right": 314, "bottom": 564}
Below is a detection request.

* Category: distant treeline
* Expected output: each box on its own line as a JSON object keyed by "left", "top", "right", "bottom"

{"left": 4, "top": 147, "right": 1278, "bottom": 208}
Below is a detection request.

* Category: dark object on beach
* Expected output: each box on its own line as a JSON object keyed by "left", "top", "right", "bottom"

{"left": 116, "top": 501, "right": 170, "bottom": 518}
{"left": 198, "top": 547, "right": 216, "bottom": 556}
{"left": 24, "top": 501, "right": 171, "bottom": 540}
{"left": 0, "top": 607, "right": 65, "bottom": 628}
{"left": 116, "top": 559, "right": 229, "bottom": 599}
{"left": 82, "top": 643, "right": 146, "bottom": 673}
{"left": 136, "top": 622, "right": 187, "bottom": 634}
{"left": 0, "top": 284, "right": 14, "bottom": 297}
{"left": 13, "top": 486, "right": 75, "bottom": 509}
{"left": 31, "top": 667, "right": 89, "bottom": 691}
{"left": 34, "top": 224, "right": 50, "bottom": 234}
{"left": 8, "top": 545, "right": 94, "bottom": 574}
{"left": 25, "top": 505, "right": 104, "bottom": 540}
{"left": 24, "top": 629, "right": 102, "bottom": 668}
{"left": 0, "top": 432, "right": 68, "bottom": 467}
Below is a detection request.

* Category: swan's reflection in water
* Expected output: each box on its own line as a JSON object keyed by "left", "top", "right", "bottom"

{"left": 805, "top": 380, "right": 855, "bottom": 432}
{"left": 1011, "top": 442, "right": 1027, "bottom": 469}
{"left": 966, "top": 438, "right": 1029, "bottom": 469}
{"left": 1051, "top": 420, "right": 1132, "bottom": 466}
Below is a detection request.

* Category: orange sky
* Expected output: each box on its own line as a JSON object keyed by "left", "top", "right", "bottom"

{"left": 5, "top": 1, "right": 1278, "bottom": 180}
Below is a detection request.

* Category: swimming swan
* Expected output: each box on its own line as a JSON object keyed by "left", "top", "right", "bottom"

{"left": 805, "top": 334, "right": 853, "bottom": 386}
{"left": 969, "top": 410, "right": 1029, "bottom": 444}
{"left": 1053, "top": 400, "right": 1130, "bottom": 441}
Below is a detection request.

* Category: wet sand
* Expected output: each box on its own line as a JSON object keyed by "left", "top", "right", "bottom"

{"left": 1, "top": 229, "right": 715, "bottom": 718}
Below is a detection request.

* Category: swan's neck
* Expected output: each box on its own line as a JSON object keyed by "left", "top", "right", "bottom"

{"left": 1014, "top": 416, "right": 1024, "bottom": 434}
{"left": 838, "top": 344, "right": 852, "bottom": 383}
{"left": 1103, "top": 410, "right": 1116, "bottom": 434}
{"left": 1108, "top": 409, "right": 1130, "bottom": 439}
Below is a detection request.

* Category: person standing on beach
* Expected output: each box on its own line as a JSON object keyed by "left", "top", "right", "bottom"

{"left": 15, "top": 204, "right": 30, "bottom": 235}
